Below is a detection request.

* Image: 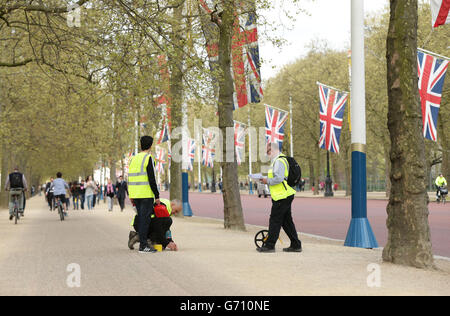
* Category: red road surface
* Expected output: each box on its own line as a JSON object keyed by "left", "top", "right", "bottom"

{"left": 168, "top": 192, "right": 450, "bottom": 258}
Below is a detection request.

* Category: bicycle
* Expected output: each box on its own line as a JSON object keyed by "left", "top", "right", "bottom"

{"left": 54, "top": 196, "right": 65, "bottom": 221}
{"left": 9, "top": 189, "right": 23, "bottom": 225}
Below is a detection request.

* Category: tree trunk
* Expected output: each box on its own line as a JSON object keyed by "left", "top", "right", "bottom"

{"left": 438, "top": 114, "right": 449, "bottom": 179}
{"left": 308, "top": 158, "right": 314, "bottom": 191}
{"left": 313, "top": 147, "right": 321, "bottom": 195}
{"left": 217, "top": 0, "right": 245, "bottom": 231}
{"left": 383, "top": 0, "right": 434, "bottom": 269}
{"left": 384, "top": 141, "right": 391, "bottom": 198}
{"left": 169, "top": 3, "right": 184, "bottom": 210}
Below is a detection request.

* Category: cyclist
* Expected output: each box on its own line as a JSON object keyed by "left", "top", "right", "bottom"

{"left": 4, "top": 167, "right": 28, "bottom": 220}
{"left": 50, "top": 172, "right": 70, "bottom": 216}
{"left": 435, "top": 174, "right": 447, "bottom": 201}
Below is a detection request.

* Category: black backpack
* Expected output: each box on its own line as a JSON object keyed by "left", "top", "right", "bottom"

{"left": 9, "top": 172, "right": 24, "bottom": 189}
{"left": 280, "top": 156, "right": 302, "bottom": 188}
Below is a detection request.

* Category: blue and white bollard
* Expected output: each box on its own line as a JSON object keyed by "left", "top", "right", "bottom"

{"left": 344, "top": 0, "right": 378, "bottom": 249}
{"left": 182, "top": 172, "right": 193, "bottom": 217}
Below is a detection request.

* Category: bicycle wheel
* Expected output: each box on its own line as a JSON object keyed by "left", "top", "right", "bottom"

{"left": 14, "top": 207, "right": 18, "bottom": 225}
{"left": 59, "top": 204, "right": 64, "bottom": 221}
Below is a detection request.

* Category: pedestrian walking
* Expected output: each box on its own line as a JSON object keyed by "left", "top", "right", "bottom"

{"left": 92, "top": 181, "right": 98, "bottom": 208}
{"left": 105, "top": 179, "right": 116, "bottom": 212}
{"left": 80, "top": 179, "right": 86, "bottom": 210}
{"left": 259, "top": 142, "right": 302, "bottom": 253}
{"left": 115, "top": 175, "right": 128, "bottom": 212}
{"left": 71, "top": 182, "right": 79, "bottom": 210}
{"left": 128, "top": 136, "right": 160, "bottom": 253}
{"left": 85, "top": 176, "right": 95, "bottom": 210}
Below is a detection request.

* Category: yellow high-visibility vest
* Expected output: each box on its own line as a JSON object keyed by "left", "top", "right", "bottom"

{"left": 268, "top": 154, "right": 296, "bottom": 201}
{"left": 436, "top": 176, "right": 447, "bottom": 187}
{"left": 128, "top": 152, "right": 155, "bottom": 199}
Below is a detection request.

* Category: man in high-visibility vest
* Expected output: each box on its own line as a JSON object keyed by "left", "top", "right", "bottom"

{"left": 128, "top": 136, "right": 160, "bottom": 254}
{"left": 435, "top": 173, "right": 447, "bottom": 199}
{"left": 259, "top": 142, "right": 302, "bottom": 253}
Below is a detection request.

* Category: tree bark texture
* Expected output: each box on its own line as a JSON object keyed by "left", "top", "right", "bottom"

{"left": 383, "top": 0, "right": 434, "bottom": 269}
{"left": 217, "top": 0, "right": 245, "bottom": 231}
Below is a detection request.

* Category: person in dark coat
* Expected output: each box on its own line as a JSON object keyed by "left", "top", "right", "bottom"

{"left": 115, "top": 175, "right": 128, "bottom": 212}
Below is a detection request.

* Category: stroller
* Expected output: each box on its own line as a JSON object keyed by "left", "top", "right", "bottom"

{"left": 437, "top": 186, "right": 448, "bottom": 204}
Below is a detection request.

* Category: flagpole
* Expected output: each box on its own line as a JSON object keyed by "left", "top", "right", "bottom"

{"left": 198, "top": 126, "right": 202, "bottom": 193}
{"left": 182, "top": 101, "right": 193, "bottom": 216}
{"left": 348, "top": 50, "right": 352, "bottom": 132}
{"left": 289, "top": 96, "right": 294, "bottom": 157}
{"left": 345, "top": 0, "right": 378, "bottom": 249}
{"left": 248, "top": 105, "right": 253, "bottom": 195}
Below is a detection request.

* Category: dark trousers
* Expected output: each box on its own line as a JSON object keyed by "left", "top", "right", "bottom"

{"left": 134, "top": 198, "right": 154, "bottom": 250}
{"left": 118, "top": 196, "right": 125, "bottom": 210}
{"left": 47, "top": 193, "right": 53, "bottom": 209}
{"left": 134, "top": 216, "right": 173, "bottom": 248}
{"left": 80, "top": 194, "right": 85, "bottom": 209}
{"left": 266, "top": 195, "right": 302, "bottom": 249}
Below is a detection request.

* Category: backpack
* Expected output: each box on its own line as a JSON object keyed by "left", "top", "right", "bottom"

{"left": 280, "top": 156, "right": 302, "bottom": 188}
{"left": 9, "top": 172, "right": 23, "bottom": 189}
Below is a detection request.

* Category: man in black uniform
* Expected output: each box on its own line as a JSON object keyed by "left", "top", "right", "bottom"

{"left": 115, "top": 175, "right": 129, "bottom": 212}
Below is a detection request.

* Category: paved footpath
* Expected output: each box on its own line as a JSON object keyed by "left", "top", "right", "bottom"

{"left": 1, "top": 197, "right": 450, "bottom": 296}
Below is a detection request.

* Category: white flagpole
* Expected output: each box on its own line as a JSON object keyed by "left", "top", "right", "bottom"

{"left": 248, "top": 106, "right": 253, "bottom": 194}
{"left": 289, "top": 96, "right": 294, "bottom": 157}
{"left": 198, "top": 128, "right": 202, "bottom": 192}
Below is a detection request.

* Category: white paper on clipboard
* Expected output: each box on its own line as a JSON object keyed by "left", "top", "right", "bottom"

{"left": 249, "top": 173, "right": 264, "bottom": 180}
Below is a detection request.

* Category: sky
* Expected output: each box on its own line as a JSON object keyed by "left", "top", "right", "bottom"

{"left": 259, "top": 0, "right": 389, "bottom": 80}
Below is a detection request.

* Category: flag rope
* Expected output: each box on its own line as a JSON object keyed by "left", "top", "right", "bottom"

{"left": 316, "top": 82, "right": 349, "bottom": 95}
{"left": 418, "top": 48, "right": 450, "bottom": 61}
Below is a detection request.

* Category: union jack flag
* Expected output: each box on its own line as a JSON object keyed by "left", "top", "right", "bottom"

{"left": 155, "top": 146, "right": 167, "bottom": 175}
{"left": 202, "top": 129, "right": 216, "bottom": 168}
{"left": 318, "top": 84, "right": 348, "bottom": 154}
{"left": 199, "top": 1, "right": 263, "bottom": 110}
{"left": 265, "top": 105, "right": 288, "bottom": 151}
{"left": 431, "top": 0, "right": 450, "bottom": 28}
{"left": 232, "top": 3, "right": 263, "bottom": 110}
{"left": 155, "top": 122, "right": 170, "bottom": 145}
{"left": 186, "top": 138, "right": 196, "bottom": 171}
{"left": 417, "top": 50, "right": 449, "bottom": 142}
{"left": 234, "top": 121, "right": 247, "bottom": 165}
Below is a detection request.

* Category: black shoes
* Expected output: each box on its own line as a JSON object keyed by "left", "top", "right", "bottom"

{"left": 283, "top": 247, "right": 303, "bottom": 253}
{"left": 139, "top": 247, "right": 157, "bottom": 254}
{"left": 256, "top": 246, "right": 303, "bottom": 253}
{"left": 256, "top": 246, "right": 275, "bottom": 253}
